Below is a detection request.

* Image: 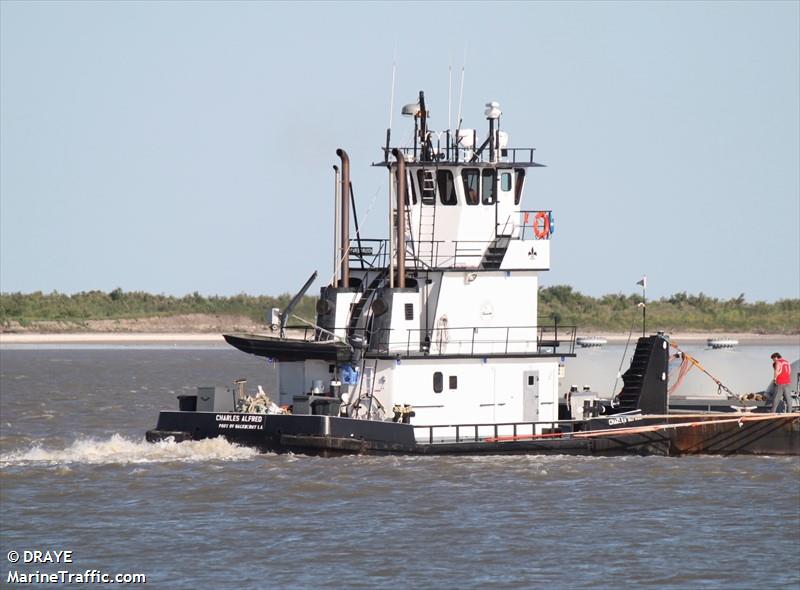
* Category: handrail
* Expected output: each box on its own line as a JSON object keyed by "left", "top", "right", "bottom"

{"left": 348, "top": 238, "right": 388, "bottom": 269}
{"left": 274, "top": 322, "right": 576, "bottom": 356}
{"left": 413, "top": 418, "right": 575, "bottom": 445}
{"left": 519, "top": 210, "right": 552, "bottom": 241}
{"left": 347, "top": 210, "right": 552, "bottom": 270}
{"left": 387, "top": 145, "right": 538, "bottom": 165}
{"left": 371, "top": 324, "right": 576, "bottom": 356}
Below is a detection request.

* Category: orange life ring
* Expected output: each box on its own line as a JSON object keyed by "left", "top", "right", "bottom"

{"left": 533, "top": 211, "right": 550, "bottom": 239}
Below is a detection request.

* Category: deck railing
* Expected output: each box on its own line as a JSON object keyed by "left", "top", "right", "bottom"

{"left": 277, "top": 323, "right": 575, "bottom": 357}
{"left": 413, "top": 419, "right": 577, "bottom": 445}
{"left": 348, "top": 210, "right": 552, "bottom": 270}
{"left": 371, "top": 324, "right": 576, "bottom": 357}
{"left": 387, "top": 144, "right": 538, "bottom": 165}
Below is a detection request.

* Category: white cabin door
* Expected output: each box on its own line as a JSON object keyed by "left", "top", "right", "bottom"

{"left": 523, "top": 370, "right": 539, "bottom": 422}
{"left": 496, "top": 169, "right": 517, "bottom": 237}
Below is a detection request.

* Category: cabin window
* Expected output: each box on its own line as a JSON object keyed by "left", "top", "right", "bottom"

{"left": 433, "top": 372, "right": 444, "bottom": 393}
{"left": 407, "top": 171, "right": 417, "bottom": 205}
{"left": 437, "top": 169, "right": 457, "bottom": 205}
{"left": 462, "top": 168, "right": 479, "bottom": 205}
{"left": 528, "top": 375, "right": 534, "bottom": 386}
{"left": 449, "top": 375, "right": 458, "bottom": 390}
{"left": 481, "top": 169, "right": 496, "bottom": 205}
{"left": 500, "top": 171, "right": 512, "bottom": 192}
{"left": 404, "top": 303, "right": 414, "bottom": 320}
{"left": 417, "top": 170, "right": 436, "bottom": 205}
{"left": 514, "top": 169, "right": 525, "bottom": 205}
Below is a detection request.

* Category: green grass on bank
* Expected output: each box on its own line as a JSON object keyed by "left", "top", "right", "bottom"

{"left": 0, "top": 289, "right": 317, "bottom": 327}
{"left": 1, "top": 286, "right": 798, "bottom": 334}
{"left": 539, "top": 286, "right": 799, "bottom": 334}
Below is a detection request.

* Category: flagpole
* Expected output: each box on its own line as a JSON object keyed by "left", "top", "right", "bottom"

{"left": 636, "top": 276, "right": 647, "bottom": 337}
{"left": 642, "top": 281, "right": 646, "bottom": 337}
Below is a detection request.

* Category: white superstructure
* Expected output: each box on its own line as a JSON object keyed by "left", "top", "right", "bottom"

{"left": 273, "top": 91, "right": 575, "bottom": 437}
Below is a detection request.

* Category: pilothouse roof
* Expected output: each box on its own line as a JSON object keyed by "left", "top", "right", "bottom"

{"left": 374, "top": 90, "right": 545, "bottom": 169}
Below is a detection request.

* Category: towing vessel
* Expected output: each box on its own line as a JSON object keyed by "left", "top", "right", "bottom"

{"left": 146, "top": 91, "right": 799, "bottom": 456}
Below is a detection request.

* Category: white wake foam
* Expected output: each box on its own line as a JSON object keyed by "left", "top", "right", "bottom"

{"left": 0, "top": 434, "right": 258, "bottom": 467}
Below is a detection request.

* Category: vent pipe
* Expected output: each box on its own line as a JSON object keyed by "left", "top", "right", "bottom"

{"left": 484, "top": 102, "right": 502, "bottom": 163}
{"left": 391, "top": 149, "right": 406, "bottom": 288}
{"left": 336, "top": 149, "right": 350, "bottom": 288}
{"left": 332, "top": 165, "right": 339, "bottom": 285}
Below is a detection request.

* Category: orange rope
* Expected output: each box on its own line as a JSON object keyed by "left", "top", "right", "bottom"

{"left": 667, "top": 354, "right": 693, "bottom": 396}
{"left": 483, "top": 413, "right": 800, "bottom": 443}
{"left": 669, "top": 341, "right": 737, "bottom": 398}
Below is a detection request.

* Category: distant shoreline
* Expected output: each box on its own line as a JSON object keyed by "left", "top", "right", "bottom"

{"left": 1, "top": 331, "right": 797, "bottom": 346}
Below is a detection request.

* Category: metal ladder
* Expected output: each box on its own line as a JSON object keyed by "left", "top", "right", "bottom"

{"left": 417, "top": 168, "right": 437, "bottom": 267}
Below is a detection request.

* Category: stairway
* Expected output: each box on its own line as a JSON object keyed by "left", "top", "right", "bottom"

{"left": 615, "top": 335, "right": 669, "bottom": 414}
{"left": 347, "top": 270, "right": 388, "bottom": 345}
{"left": 480, "top": 236, "right": 510, "bottom": 269}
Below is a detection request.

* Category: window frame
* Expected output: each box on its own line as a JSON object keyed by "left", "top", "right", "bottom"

{"left": 514, "top": 168, "right": 526, "bottom": 205}
{"left": 461, "top": 168, "right": 480, "bottom": 206}
{"left": 407, "top": 170, "right": 418, "bottom": 205}
{"left": 500, "top": 171, "right": 512, "bottom": 192}
{"left": 437, "top": 169, "right": 457, "bottom": 206}
{"left": 481, "top": 169, "right": 496, "bottom": 205}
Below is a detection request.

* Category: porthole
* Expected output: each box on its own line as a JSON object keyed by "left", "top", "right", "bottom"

{"left": 433, "top": 372, "right": 443, "bottom": 393}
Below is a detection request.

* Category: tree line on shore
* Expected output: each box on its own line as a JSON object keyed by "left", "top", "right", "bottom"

{"left": 1, "top": 287, "right": 798, "bottom": 333}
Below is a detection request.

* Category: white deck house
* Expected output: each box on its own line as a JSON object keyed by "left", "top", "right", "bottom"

{"left": 272, "top": 92, "right": 575, "bottom": 437}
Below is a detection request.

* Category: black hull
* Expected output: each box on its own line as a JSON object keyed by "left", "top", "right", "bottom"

{"left": 223, "top": 333, "right": 351, "bottom": 362}
{"left": 146, "top": 411, "right": 800, "bottom": 457}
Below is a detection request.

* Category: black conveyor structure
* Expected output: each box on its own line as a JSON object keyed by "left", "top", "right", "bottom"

{"left": 615, "top": 335, "right": 669, "bottom": 414}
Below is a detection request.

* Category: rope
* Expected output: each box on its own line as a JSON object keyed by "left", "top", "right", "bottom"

{"left": 669, "top": 342, "right": 739, "bottom": 399}
{"left": 484, "top": 412, "right": 800, "bottom": 443}
{"left": 667, "top": 354, "right": 693, "bottom": 396}
{"left": 611, "top": 307, "right": 639, "bottom": 404}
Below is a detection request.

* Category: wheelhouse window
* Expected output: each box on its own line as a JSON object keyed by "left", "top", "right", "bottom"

{"left": 481, "top": 169, "right": 496, "bottom": 205}
{"left": 462, "top": 168, "right": 479, "bottom": 205}
{"left": 514, "top": 169, "right": 525, "bottom": 205}
{"left": 449, "top": 375, "right": 458, "bottom": 390}
{"left": 433, "top": 372, "right": 444, "bottom": 393}
{"left": 500, "top": 171, "right": 512, "bottom": 192}
{"left": 407, "top": 171, "right": 417, "bottom": 205}
{"left": 437, "top": 169, "right": 457, "bottom": 205}
{"left": 417, "top": 170, "right": 436, "bottom": 205}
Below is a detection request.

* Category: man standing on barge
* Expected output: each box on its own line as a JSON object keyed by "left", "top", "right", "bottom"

{"left": 770, "top": 353, "right": 793, "bottom": 413}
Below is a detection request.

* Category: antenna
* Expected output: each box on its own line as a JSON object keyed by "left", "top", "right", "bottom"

{"left": 456, "top": 65, "right": 465, "bottom": 130}
{"left": 456, "top": 47, "right": 466, "bottom": 130}
{"left": 455, "top": 61, "right": 466, "bottom": 162}
{"left": 385, "top": 50, "right": 397, "bottom": 162}
{"left": 448, "top": 64, "right": 452, "bottom": 133}
{"left": 388, "top": 51, "right": 397, "bottom": 131}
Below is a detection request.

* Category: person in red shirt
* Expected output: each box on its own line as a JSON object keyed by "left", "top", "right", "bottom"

{"left": 770, "top": 352, "right": 793, "bottom": 413}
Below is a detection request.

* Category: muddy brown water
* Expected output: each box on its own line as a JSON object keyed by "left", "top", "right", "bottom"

{"left": 1, "top": 346, "right": 798, "bottom": 589}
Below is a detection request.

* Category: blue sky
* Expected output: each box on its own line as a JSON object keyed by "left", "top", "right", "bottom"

{"left": 1, "top": 1, "right": 798, "bottom": 302}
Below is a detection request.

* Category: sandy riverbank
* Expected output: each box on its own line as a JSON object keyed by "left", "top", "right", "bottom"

{"left": 1, "top": 331, "right": 797, "bottom": 346}
{"left": 3, "top": 314, "right": 797, "bottom": 345}
{"left": 577, "top": 331, "right": 799, "bottom": 345}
